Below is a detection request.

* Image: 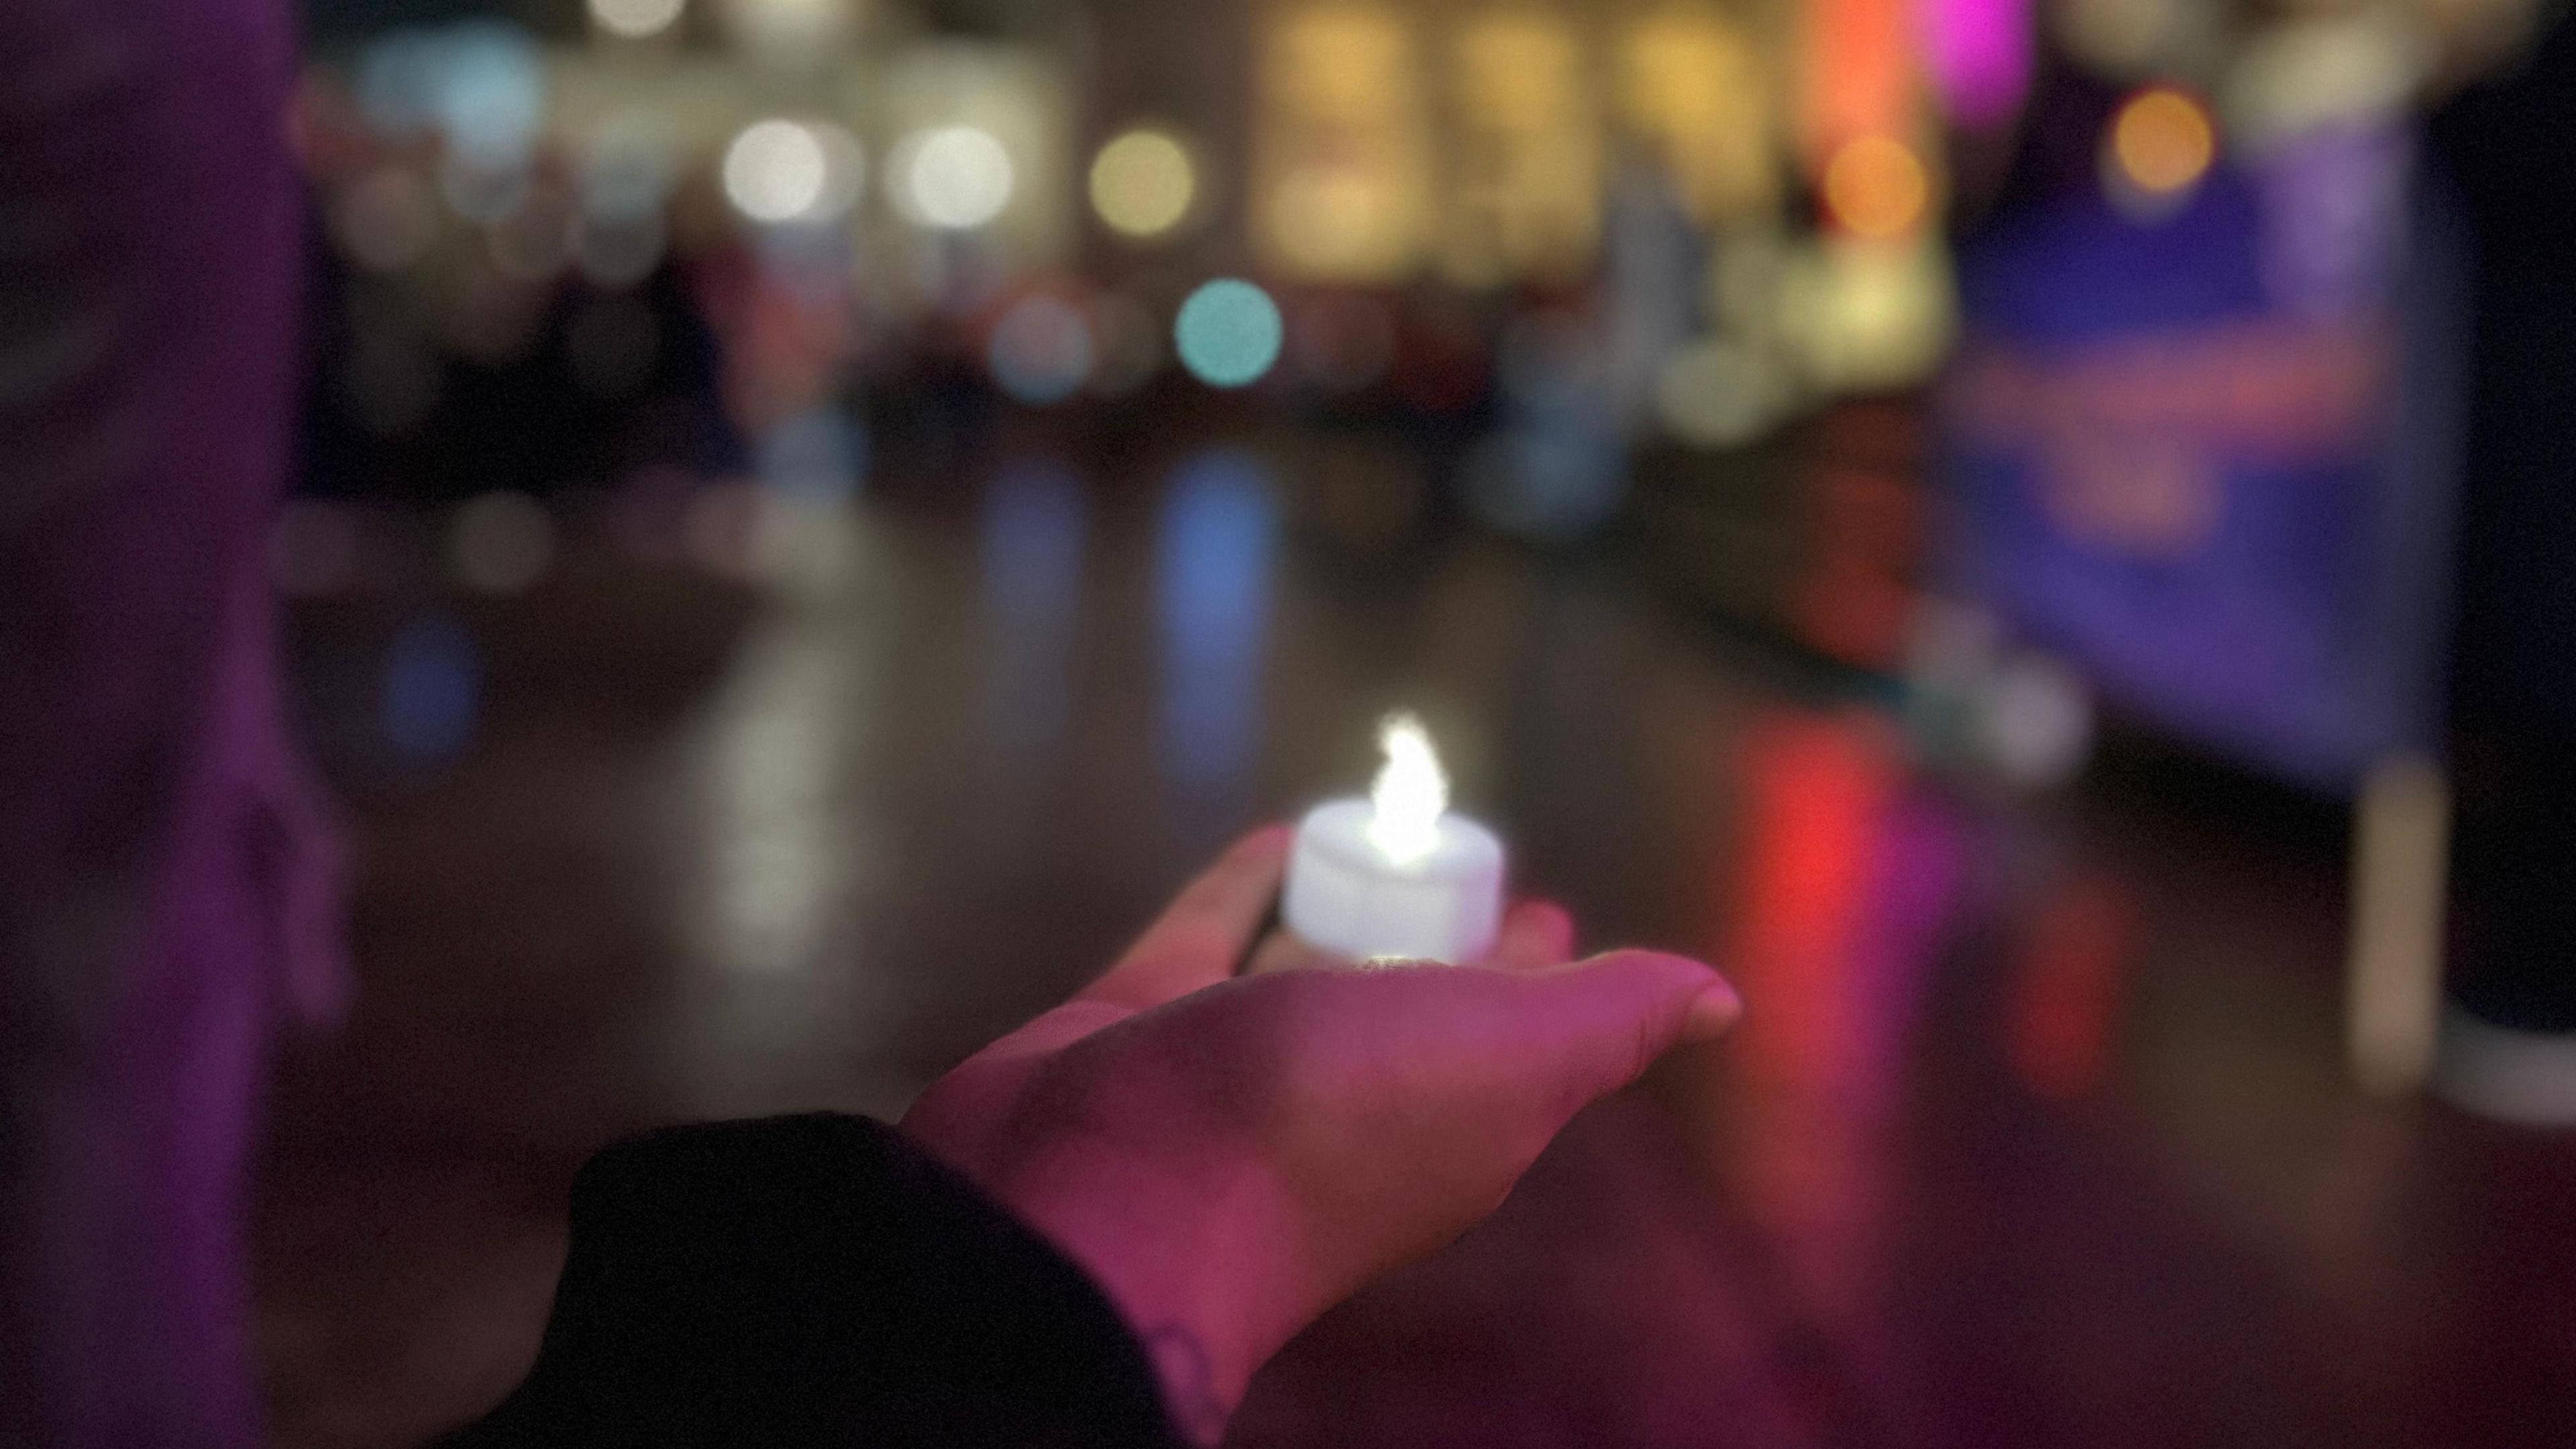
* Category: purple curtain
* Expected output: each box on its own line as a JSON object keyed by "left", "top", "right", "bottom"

{"left": 0, "top": 1, "right": 340, "bottom": 1442}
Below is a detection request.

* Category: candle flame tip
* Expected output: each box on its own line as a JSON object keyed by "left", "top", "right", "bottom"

{"left": 1366, "top": 710, "right": 1448, "bottom": 866}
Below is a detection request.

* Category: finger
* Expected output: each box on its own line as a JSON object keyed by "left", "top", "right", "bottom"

{"left": 1081, "top": 826, "right": 1293, "bottom": 1009}
{"left": 1482, "top": 900, "right": 1575, "bottom": 973}
{"left": 1513, "top": 950, "right": 1743, "bottom": 1104}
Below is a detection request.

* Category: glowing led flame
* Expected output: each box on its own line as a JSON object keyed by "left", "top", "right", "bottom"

{"left": 1366, "top": 712, "right": 1448, "bottom": 866}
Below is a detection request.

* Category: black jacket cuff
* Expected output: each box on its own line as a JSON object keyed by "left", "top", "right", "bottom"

{"left": 442, "top": 1112, "right": 1179, "bottom": 1448}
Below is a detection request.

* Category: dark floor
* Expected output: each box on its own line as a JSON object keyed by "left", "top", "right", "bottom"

{"left": 253, "top": 435, "right": 2576, "bottom": 1448}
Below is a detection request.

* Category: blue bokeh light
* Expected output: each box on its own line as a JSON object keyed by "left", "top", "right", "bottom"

{"left": 1157, "top": 449, "right": 1277, "bottom": 787}
{"left": 382, "top": 616, "right": 482, "bottom": 764}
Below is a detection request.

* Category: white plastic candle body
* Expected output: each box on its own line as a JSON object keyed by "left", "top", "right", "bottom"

{"left": 1281, "top": 799, "right": 1506, "bottom": 964}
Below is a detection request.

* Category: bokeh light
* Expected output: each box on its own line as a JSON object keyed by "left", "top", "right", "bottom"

{"left": 1158, "top": 450, "right": 1277, "bottom": 786}
{"left": 354, "top": 32, "right": 443, "bottom": 140}
{"left": 1089, "top": 128, "right": 1196, "bottom": 239}
{"left": 589, "top": 0, "right": 686, "bottom": 40}
{"left": 987, "top": 294, "right": 1095, "bottom": 405}
{"left": 1822, "top": 134, "right": 1929, "bottom": 240}
{"left": 1981, "top": 653, "right": 2095, "bottom": 787}
{"left": 1174, "top": 278, "right": 1284, "bottom": 389}
{"left": 1267, "top": 167, "right": 1395, "bottom": 277}
{"left": 359, "top": 22, "right": 545, "bottom": 172}
{"left": 449, "top": 492, "right": 556, "bottom": 595}
{"left": 1778, "top": 237, "right": 1957, "bottom": 391}
{"left": 721, "top": 119, "right": 861, "bottom": 225}
{"left": 723, "top": 119, "right": 826, "bottom": 223}
{"left": 1252, "top": 3, "right": 1432, "bottom": 283}
{"left": 382, "top": 616, "right": 482, "bottom": 763}
{"left": 1655, "top": 339, "right": 1781, "bottom": 448}
{"left": 2106, "top": 86, "right": 2215, "bottom": 203}
{"left": 806, "top": 123, "right": 867, "bottom": 215}
{"left": 1617, "top": 11, "right": 1778, "bottom": 225}
{"left": 2224, "top": 17, "right": 2419, "bottom": 152}
{"left": 893, "top": 125, "right": 1016, "bottom": 230}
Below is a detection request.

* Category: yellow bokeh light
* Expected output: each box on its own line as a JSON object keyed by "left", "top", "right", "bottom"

{"left": 2108, "top": 87, "right": 2214, "bottom": 197}
{"left": 1445, "top": 11, "right": 1599, "bottom": 282}
{"left": 1253, "top": 5, "right": 1433, "bottom": 282}
{"left": 1269, "top": 166, "right": 1391, "bottom": 274}
{"left": 1822, "top": 135, "right": 1929, "bottom": 240}
{"left": 1089, "top": 128, "right": 1195, "bottom": 239}
{"left": 1618, "top": 13, "right": 1775, "bottom": 225}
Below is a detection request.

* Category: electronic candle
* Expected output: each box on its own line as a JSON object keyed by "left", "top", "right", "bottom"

{"left": 1281, "top": 713, "right": 1505, "bottom": 964}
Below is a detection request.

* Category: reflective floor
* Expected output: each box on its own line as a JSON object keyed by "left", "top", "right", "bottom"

{"left": 254, "top": 431, "right": 2576, "bottom": 1448}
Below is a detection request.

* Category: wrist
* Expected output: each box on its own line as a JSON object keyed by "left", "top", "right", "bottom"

{"left": 989, "top": 1147, "right": 1306, "bottom": 1446}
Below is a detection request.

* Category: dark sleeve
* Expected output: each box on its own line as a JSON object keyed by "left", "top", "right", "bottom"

{"left": 439, "top": 1114, "right": 1181, "bottom": 1449}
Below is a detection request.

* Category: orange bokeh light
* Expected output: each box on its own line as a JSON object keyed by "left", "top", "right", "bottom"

{"left": 1822, "top": 135, "right": 1929, "bottom": 240}
{"left": 2108, "top": 87, "right": 2214, "bottom": 197}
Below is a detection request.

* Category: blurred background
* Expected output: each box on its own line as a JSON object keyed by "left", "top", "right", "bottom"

{"left": 254, "top": 0, "right": 2576, "bottom": 1442}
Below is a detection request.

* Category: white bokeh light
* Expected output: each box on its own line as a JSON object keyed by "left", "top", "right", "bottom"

{"left": 589, "top": 0, "right": 686, "bottom": 39}
{"left": 892, "top": 125, "right": 1016, "bottom": 230}
{"left": 723, "top": 119, "right": 829, "bottom": 224}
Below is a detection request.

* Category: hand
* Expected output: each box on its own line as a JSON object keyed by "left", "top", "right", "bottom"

{"left": 899, "top": 828, "right": 1742, "bottom": 1444}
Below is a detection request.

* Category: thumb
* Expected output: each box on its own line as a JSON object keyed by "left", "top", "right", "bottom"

{"left": 1509, "top": 950, "right": 1743, "bottom": 1104}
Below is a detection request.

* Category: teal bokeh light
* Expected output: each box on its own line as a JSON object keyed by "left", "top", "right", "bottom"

{"left": 1173, "top": 278, "right": 1283, "bottom": 389}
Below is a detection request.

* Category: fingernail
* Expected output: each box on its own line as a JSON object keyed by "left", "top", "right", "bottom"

{"left": 1682, "top": 977, "right": 1744, "bottom": 1040}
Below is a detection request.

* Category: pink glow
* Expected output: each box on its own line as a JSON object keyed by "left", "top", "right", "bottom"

{"left": 1927, "top": 0, "right": 2032, "bottom": 130}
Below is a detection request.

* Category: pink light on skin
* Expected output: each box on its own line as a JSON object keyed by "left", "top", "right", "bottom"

{"left": 1924, "top": 0, "right": 2032, "bottom": 131}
